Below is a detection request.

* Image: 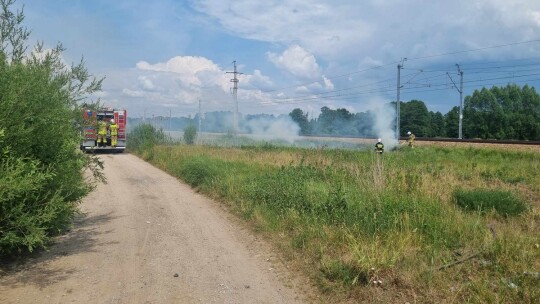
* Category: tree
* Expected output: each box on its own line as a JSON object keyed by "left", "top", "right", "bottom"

{"left": 462, "top": 84, "right": 540, "bottom": 140}
{"left": 0, "top": 0, "right": 102, "bottom": 256}
{"left": 400, "top": 100, "right": 430, "bottom": 136}
{"left": 289, "top": 108, "right": 311, "bottom": 135}
{"left": 183, "top": 124, "right": 197, "bottom": 144}
{"left": 445, "top": 106, "right": 459, "bottom": 138}
{"left": 428, "top": 111, "right": 446, "bottom": 137}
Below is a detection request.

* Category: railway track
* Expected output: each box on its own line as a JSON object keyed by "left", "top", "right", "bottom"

{"left": 405, "top": 137, "right": 540, "bottom": 145}
{"left": 303, "top": 134, "right": 540, "bottom": 145}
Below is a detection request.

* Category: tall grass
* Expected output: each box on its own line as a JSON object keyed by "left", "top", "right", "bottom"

{"left": 134, "top": 139, "right": 540, "bottom": 303}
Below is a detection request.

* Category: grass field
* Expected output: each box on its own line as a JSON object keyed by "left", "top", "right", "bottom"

{"left": 133, "top": 130, "right": 540, "bottom": 303}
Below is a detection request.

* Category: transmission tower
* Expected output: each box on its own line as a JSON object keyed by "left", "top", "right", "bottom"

{"left": 226, "top": 61, "right": 243, "bottom": 135}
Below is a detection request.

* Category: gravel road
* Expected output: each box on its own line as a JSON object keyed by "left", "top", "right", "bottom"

{"left": 0, "top": 153, "right": 308, "bottom": 304}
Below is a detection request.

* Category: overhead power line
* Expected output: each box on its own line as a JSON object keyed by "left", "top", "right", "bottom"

{"left": 261, "top": 39, "right": 540, "bottom": 96}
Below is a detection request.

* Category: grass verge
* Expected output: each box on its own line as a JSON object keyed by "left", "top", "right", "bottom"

{"left": 132, "top": 140, "right": 540, "bottom": 303}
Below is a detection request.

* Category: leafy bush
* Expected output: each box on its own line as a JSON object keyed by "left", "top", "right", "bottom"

{"left": 183, "top": 124, "right": 197, "bottom": 145}
{"left": 0, "top": 0, "right": 101, "bottom": 257}
{"left": 453, "top": 188, "right": 527, "bottom": 216}
{"left": 128, "top": 124, "right": 167, "bottom": 153}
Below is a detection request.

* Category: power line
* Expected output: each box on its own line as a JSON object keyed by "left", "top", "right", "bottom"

{"left": 260, "top": 39, "right": 540, "bottom": 96}
{"left": 405, "top": 39, "right": 540, "bottom": 61}
{"left": 258, "top": 72, "right": 540, "bottom": 106}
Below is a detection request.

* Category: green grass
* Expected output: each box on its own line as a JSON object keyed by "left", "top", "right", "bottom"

{"left": 453, "top": 188, "right": 528, "bottom": 216}
{"left": 133, "top": 140, "right": 540, "bottom": 303}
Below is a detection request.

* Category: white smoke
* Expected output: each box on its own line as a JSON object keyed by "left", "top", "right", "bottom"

{"left": 367, "top": 98, "right": 398, "bottom": 150}
{"left": 244, "top": 115, "right": 300, "bottom": 143}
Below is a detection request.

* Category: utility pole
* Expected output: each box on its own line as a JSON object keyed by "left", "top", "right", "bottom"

{"left": 169, "top": 109, "right": 172, "bottom": 131}
{"left": 396, "top": 58, "right": 406, "bottom": 140}
{"left": 447, "top": 64, "right": 464, "bottom": 139}
{"left": 226, "top": 61, "right": 243, "bottom": 135}
{"left": 198, "top": 99, "right": 202, "bottom": 133}
{"left": 458, "top": 65, "right": 464, "bottom": 139}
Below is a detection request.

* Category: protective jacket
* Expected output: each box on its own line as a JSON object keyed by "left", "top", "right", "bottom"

{"left": 375, "top": 142, "right": 384, "bottom": 153}
{"left": 109, "top": 123, "right": 118, "bottom": 136}
{"left": 97, "top": 121, "right": 107, "bottom": 135}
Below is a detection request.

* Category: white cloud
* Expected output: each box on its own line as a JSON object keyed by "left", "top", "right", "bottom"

{"left": 101, "top": 55, "right": 284, "bottom": 117}
{"left": 192, "top": 0, "right": 540, "bottom": 64}
{"left": 241, "top": 69, "right": 274, "bottom": 90}
{"left": 138, "top": 75, "right": 156, "bottom": 91}
{"left": 267, "top": 45, "right": 321, "bottom": 79}
{"left": 322, "top": 75, "right": 334, "bottom": 90}
{"left": 136, "top": 56, "right": 227, "bottom": 89}
{"left": 122, "top": 88, "right": 144, "bottom": 97}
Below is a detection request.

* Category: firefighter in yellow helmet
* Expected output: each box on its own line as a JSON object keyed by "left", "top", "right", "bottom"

{"left": 97, "top": 117, "right": 107, "bottom": 147}
{"left": 109, "top": 119, "right": 118, "bottom": 148}
{"left": 407, "top": 131, "right": 415, "bottom": 148}
{"left": 375, "top": 138, "right": 384, "bottom": 154}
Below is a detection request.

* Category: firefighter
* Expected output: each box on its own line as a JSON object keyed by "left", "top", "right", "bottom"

{"left": 109, "top": 119, "right": 118, "bottom": 148}
{"left": 407, "top": 131, "right": 415, "bottom": 148}
{"left": 375, "top": 138, "right": 384, "bottom": 154}
{"left": 97, "top": 118, "right": 107, "bottom": 147}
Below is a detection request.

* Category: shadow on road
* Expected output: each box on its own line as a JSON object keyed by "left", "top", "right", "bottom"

{"left": 0, "top": 211, "right": 119, "bottom": 288}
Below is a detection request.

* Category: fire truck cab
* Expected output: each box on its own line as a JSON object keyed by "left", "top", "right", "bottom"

{"left": 81, "top": 107, "right": 127, "bottom": 152}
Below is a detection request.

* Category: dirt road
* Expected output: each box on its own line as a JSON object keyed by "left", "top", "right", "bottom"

{"left": 0, "top": 154, "right": 308, "bottom": 304}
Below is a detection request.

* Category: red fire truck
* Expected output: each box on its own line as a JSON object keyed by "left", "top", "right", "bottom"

{"left": 81, "top": 107, "right": 127, "bottom": 152}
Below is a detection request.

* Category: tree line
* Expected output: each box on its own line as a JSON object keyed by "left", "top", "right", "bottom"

{"left": 136, "top": 83, "right": 540, "bottom": 141}
{"left": 289, "top": 84, "right": 540, "bottom": 140}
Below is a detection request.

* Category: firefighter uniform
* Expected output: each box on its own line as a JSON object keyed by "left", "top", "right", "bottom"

{"left": 97, "top": 120, "right": 107, "bottom": 147}
{"left": 375, "top": 139, "right": 384, "bottom": 154}
{"left": 109, "top": 120, "right": 118, "bottom": 147}
{"left": 407, "top": 131, "right": 415, "bottom": 148}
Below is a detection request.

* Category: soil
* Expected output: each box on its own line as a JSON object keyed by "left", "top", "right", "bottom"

{"left": 0, "top": 154, "right": 311, "bottom": 304}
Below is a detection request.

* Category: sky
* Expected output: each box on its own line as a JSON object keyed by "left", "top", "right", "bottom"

{"left": 15, "top": 0, "right": 540, "bottom": 119}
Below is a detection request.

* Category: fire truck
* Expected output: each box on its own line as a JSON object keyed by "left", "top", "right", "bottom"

{"left": 81, "top": 107, "right": 127, "bottom": 152}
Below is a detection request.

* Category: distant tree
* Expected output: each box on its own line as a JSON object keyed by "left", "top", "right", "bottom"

{"left": 203, "top": 111, "right": 233, "bottom": 133}
{"left": 463, "top": 88, "right": 504, "bottom": 139}
{"left": 461, "top": 84, "right": 540, "bottom": 140}
{"left": 400, "top": 100, "right": 430, "bottom": 136}
{"left": 183, "top": 124, "right": 197, "bottom": 144}
{"left": 289, "top": 108, "right": 311, "bottom": 135}
{"left": 317, "top": 106, "right": 336, "bottom": 134}
{"left": 315, "top": 106, "right": 356, "bottom": 135}
{"left": 428, "top": 111, "right": 446, "bottom": 137}
{"left": 445, "top": 106, "right": 460, "bottom": 138}
{"left": 353, "top": 111, "right": 375, "bottom": 137}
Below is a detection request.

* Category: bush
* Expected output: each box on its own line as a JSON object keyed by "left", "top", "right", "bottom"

{"left": 128, "top": 124, "right": 167, "bottom": 153}
{"left": 0, "top": 0, "right": 101, "bottom": 257}
{"left": 178, "top": 156, "right": 219, "bottom": 187}
{"left": 453, "top": 188, "right": 527, "bottom": 216}
{"left": 183, "top": 124, "right": 197, "bottom": 145}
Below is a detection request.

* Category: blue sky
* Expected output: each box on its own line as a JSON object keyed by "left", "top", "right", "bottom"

{"left": 17, "top": 0, "right": 540, "bottom": 119}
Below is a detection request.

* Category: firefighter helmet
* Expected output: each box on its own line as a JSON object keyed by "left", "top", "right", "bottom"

{"left": 407, "top": 131, "right": 411, "bottom": 135}
{"left": 378, "top": 138, "right": 382, "bottom": 142}
{"left": 111, "top": 119, "right": 115, "bottom": 124}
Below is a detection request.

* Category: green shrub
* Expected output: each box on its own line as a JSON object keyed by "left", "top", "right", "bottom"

{"left": 179, "top": 156, "right": 219, "bottom": 187}
{"left": 183, "top": 124, "right": 197, "bottom": 145}
{"left": 0, "top": 0, "right": 101, "bottom": 257}
{"left": 128, "top": 124, "right": 167, "bottom": 153}
{"left": 453, "top": 188, "right": 527, "bottom": 216}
